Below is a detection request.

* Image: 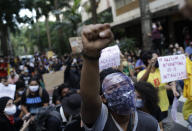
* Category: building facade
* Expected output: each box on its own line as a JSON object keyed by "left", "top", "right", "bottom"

{"left": 80, "top": 0, "right": 192, "bottom": 48}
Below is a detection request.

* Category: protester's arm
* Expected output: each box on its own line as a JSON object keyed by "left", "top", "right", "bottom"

{"left": 20, "top": 94, "right": 29, "bottom": 115}
{"left": 20, "top": 118, "right": 32, "bottom": 131}
{"left": 42, "top": 89, "right": 49, "bottom": 107}
{"left": 80, "top": 24, "right": 113, "bottom": 125}
{"left": 164, "top": 82, "right": 179, "bottom": 97}
{"left": 138, "top": 64, "right": 152, "bottom": 81}
{"left": 21, "top": 105, "right": 29, "bottom": 115}
{"left": 138, "top": 57, "right": 157, "bottom": 82}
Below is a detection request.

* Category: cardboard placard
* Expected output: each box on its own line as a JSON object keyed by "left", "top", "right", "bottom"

{"left": 158, "top": 55, "right": 187, "bottom": 83}
{"left": 69, "top": 37, "right": 83, "bottom": 54}
{"left": 0, "top": 83, "right": 16, "bottom": 99}
{"left": 43, "top": 67, "right": 66, "bottom": 91}
{"left": 99, "top": 45, "right": 120, "bottom": 71}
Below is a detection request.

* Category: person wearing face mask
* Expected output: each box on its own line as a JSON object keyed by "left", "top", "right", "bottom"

{"left": 137, "top": 51, "right": 180, "bottom": 131}
{"left": 20, "top": 78, "right": 49, "bottom": 118}
{"left": 134, "top": 82, "right": 163, "bottom": 130}
{"left": 80, "top": 24, "right": 160, "bottom": 131}
{"left": 0, "top": 97, "right": 30, "bottom": 131}
{"left": 14, "top": 81, "right": 26, "bottom": 119}
{"left": 20, "top": 69, "right": 31, "bottom": 86}
{"left": 8, "top": 70, "right": 19, "bottom": 84}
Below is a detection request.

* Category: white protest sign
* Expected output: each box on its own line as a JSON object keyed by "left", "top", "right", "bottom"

{"left": 0, "top": 83, "right": 16, "bottom": 99}
{"left": 99, "top": 45, "right": 120, "bottom": 71}
{"left": 158, "top": 55, "right": 187, "bottom": 83}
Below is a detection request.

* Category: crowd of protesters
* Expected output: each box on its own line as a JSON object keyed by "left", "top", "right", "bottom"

{"left": 0, "top": 25, "right": 191, "bottom": 131}
{"left": 0, "top": 54, "right": 83, "bottom": 131}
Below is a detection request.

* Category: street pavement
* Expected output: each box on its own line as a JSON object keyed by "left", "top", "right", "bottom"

{"left": 170, "top": 96, "right": 189, "bottom": 131}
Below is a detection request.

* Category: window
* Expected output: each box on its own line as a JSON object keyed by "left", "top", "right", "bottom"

{"left": 115, "top": 0, "right": 134, "bottom": 9}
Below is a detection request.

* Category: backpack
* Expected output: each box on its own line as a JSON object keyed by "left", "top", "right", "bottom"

{"left": 58, "top": 106, "right": 85, "bottom": 131}
{"left": 33, "top": 105, "right": 64, "bottom": 131}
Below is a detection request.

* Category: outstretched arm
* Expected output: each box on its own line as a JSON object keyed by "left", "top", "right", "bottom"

{"left": 80, "top": 24, "right": 114, "bottom": 125}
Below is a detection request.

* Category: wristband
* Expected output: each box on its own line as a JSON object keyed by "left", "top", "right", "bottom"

{"left": 82, "top": 51, "right": 100, "bottom": 61}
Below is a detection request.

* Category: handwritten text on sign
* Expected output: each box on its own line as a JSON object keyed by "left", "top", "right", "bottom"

{"left": 99, "top": 45, "right": 120, "bottom": 71}
{"left": 0, "top": 84, "right": 16, "bottom": 99}
{"left": 158, "top": 55, "right": 187, "bottom": 83}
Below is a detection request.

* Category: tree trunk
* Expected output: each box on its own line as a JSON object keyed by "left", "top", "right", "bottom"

{"left": 139, "top": 0, "right": 152, "bottom": 50}
{"left": 54, "top": 0, "right": 65, "bottom": 54}
{"left": 54, "top": 0, "right": 60, "bottom": 22}
{"left": 90, "top": 0, "right": 98, "bottom": 24}
{"left": 0, "top": 26, "right": 9, "bottom": 56}
{"left": 45, "top": 16, "right": 52, "bottom": 49}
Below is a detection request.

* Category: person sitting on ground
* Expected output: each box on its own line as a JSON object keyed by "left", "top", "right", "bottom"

{"left": 80, "top": 24, "right": 160, "bottom": 131}
{"left": 0, "top": 97, "right": 30, "bottom": 131}
{"left": 52, "top": 83, "right": 77, "bottom": 105}
{"left": 21, "top": 77, "right": 49, "bottom": 116}
{"left": 34, "top": 93, "right": 84, "bottom": 131}
{"left": 14, "top": 81, "right": 26, "bottom": 119}
{"left": 59, "top": 93, "right": 84, "bottom": 131}
{"left": 20, "top": 69, "right": 31, "bottom": 86}
{"left": 8, "top": 70, "right": 19, "bottom": 84}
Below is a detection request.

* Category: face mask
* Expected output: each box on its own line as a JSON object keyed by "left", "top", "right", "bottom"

{"left": 29, "top": 85, "right": 39, "bottom": 92}
{"left": 18, "top": 90, "right": 24, "bottom": 95}
{"left": 136, "top": 99, "right": 144, "bottom": 108}
{"left": 4, "top": 105, "right": 16, "bottom": 116}
{"left": 102, "top": 73, "right": 136, "bottom": 116}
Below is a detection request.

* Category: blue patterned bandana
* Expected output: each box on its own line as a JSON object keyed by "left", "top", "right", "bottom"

{"left": 102, "top": 73, "right": 136, "bottom": 115}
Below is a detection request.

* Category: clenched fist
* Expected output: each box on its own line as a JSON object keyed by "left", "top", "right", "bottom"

{"left": 81, "top": 24, "right": 114, "bottom": 58}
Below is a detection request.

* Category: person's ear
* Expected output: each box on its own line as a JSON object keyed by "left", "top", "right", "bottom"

{"left": 101, "top": 95, "right": 107, "bottom": 104}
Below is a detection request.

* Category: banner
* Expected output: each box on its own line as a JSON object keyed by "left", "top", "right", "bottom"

{"left": 0, "top": 83, "right": 16, "bottom": 99}
{"left": 69, "top": 37, "right": 83, "bottom": 54}
{"left": 158, "top": 55, "right": 187, "bottom": 83}
{"left": 43, "top": 68, "right": 66, "bottom": 91}
{"left": 99, "top": 45, "right": 120, "bottom": 71}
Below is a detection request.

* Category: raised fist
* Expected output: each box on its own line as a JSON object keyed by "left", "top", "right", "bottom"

{"left": 81, "top": 24, "right": 114, "bottom": 58}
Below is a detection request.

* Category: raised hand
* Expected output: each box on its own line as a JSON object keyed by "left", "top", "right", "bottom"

{"left": 81, "top": 24, "right": 114, "bottom": 58}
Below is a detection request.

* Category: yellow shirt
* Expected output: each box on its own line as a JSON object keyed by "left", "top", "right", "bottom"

{"left": 137, "top": 69, "right": 169, "bottom": 112}
{"left": 183, "top": 57, "right": 192, "bottom": 120}
{"left": 183, "top": 99, "right": 192, "bottom": 120}
{"left": 183, "top": 57, "right": 192, "bottom": 100}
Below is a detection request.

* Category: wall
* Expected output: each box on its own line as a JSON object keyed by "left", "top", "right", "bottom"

{"left": 110, "top": 0, "right": 181, "bottom": 27}
{"left": 80, "top": 0, "right": 111, "bottom": 22}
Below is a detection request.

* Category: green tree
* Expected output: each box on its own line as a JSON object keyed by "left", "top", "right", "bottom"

{"left": 10, "top": 0, "right": 82, "bottom": 55}
{"left": 0, "top": 0, "right": 32, "bottom": 56}
{"left": 52, "top": 0, "right": 82, "bottom": 54}
{"left": 24, "top": 0, "right": 55, "bottom": 49}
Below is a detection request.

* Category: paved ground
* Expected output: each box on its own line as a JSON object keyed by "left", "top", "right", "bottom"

{"left": 170, "top": 96, "right": 189, "bottom": 131}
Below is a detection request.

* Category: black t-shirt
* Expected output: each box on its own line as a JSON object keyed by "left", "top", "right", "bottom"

{"left": 21, "top": 89, "right": 49, "bottom": 114}
{"left": 20, "top": 74, "right": 31, "bottom": 86}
